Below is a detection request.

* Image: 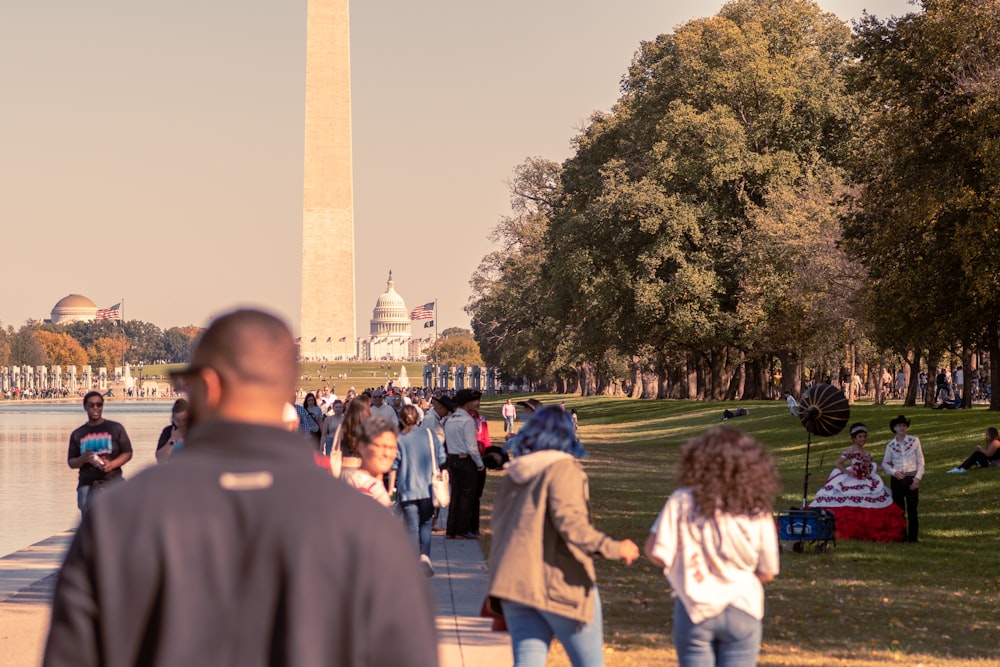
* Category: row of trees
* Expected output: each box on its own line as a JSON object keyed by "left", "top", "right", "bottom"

{"left": 0, "top": 320, "right": 487, "bottom": 373}
{"left": 0, "top": 320, "right": 201, "bottom": 371}
{"left": 467, "top": 0, "right": 1000, "bottom": 408}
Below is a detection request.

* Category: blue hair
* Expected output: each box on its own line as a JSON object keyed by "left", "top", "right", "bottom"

{"left": 507, "top": 406, "right": 586, "bottom": 458}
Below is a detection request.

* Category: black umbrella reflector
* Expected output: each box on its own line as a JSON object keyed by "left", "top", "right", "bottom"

{"left": 798, "top": 383, "right": 850, "bottom": 437}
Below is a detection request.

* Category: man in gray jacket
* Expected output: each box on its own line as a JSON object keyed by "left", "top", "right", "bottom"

{"left": 44, "top": 309, "right": 438, "bottom": 667}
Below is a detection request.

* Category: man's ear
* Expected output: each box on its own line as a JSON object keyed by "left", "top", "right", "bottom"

{"left": 201, "top": 367, "right": 224, "bottom": 411}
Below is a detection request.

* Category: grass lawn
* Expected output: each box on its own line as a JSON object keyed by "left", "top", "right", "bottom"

{"left": 476, "top": 394, "right": 1000, "bottom": 667}
{"left": 139, "top": 361, "right": 416, "bottom": 395}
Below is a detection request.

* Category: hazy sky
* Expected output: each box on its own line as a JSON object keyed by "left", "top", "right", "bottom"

{"left": 1, "top": 0, "right": 915, "bottom": 334}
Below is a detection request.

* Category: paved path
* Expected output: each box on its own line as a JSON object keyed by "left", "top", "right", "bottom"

{"left": 0, "top": 531, "right": 509, "bottom": 667}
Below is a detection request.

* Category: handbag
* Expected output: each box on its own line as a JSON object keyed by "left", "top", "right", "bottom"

{"left": 428, "top": 430, "right": 450, "bottom": 508}
{"left": 329, "top": 424, "right": 343, "bottom": 478}
{"left": 479, "top": 595, "right": 508, "bottom": 632}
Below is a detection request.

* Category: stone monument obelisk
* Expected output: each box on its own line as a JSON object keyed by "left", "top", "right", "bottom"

{"left": 300, "top": 0, "right": 356, "bottom": 359}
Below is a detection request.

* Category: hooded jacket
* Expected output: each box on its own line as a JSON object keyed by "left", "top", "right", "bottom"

{"left": 486, "top": 450, "right": 624, "bottom": 623}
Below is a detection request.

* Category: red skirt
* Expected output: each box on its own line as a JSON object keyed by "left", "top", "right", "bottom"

{"left": 825, "top": 505, "right": 906, "bottom": 542}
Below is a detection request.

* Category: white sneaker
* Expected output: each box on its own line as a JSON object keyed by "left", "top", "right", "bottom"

{"left": 946, "top": 467, "right": 966, "bottom": 474}
{"left": 420, "top": 554, "right": 434, "bottom": 577}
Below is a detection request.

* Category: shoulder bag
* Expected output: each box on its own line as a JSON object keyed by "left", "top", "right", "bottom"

{"left": 329, "top": 424, "right": 343, "bottom": 478}
{"left": 428, "top": 429, "right": 450, "bottom": 508}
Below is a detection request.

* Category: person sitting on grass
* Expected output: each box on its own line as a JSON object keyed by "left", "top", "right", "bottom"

{"left": 947, "top": 428, "right": 1000, "bottom": 473}
{"left": 934, "top": 393, "right": 963, "bottom": 409}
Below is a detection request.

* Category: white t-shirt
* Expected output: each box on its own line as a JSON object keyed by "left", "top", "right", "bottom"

{"left": 370, "top": 403, "right": 398, "bottom": 424}
{"left": 648, "top": 488, "right": 779, "bottom": 624}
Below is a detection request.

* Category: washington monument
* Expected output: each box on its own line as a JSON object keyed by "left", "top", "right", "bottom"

{"left": 300, "top": 0, "right": 356, "bottom": 358}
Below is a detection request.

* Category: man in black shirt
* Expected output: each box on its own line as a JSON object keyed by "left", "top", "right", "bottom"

{"left": 66, "top": 390, "right": 133, "bottom": 513}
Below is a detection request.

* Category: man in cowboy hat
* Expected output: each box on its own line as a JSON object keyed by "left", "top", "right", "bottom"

{"left": 882, "top": 414, "right": 925, "bottom": 542}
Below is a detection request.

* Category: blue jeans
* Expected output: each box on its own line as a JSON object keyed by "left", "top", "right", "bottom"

{"left": 76, "top": 485, "right": 91, "bottom": 514}
{"left": 500, "top": 588, "right": 604, "bottom": 667}
{"left": 504, "top": 416, "right": 515, "bottom": 433}
{"left": 400, "top": 498, "right": 434, "bottom": 558}
{"left": 673, "top": 599, "right": 762, "bottom": 667}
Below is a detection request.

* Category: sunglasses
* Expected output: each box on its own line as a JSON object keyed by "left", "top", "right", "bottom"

{"left": 86, "top": 401, "right": 104, "bottom": 408}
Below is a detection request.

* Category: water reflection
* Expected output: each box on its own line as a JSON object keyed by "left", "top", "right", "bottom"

{"left": 0, "top": 402, "right": 171, "bottom": 558}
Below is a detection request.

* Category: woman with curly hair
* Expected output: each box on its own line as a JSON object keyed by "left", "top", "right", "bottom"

{"left": 487, "top": 406, "right": 639, "bottom": 667}
{"left": 644, "top": 427, "right": 780, "bottom": 667}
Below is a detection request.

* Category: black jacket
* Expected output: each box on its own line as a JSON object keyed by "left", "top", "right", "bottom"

{"left": 45, "top": 419, "right": 438, "bottom": 667}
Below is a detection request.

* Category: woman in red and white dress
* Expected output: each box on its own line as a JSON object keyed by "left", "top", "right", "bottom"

{"left": 810, "top": 422, "right": 906, "bottom": 542}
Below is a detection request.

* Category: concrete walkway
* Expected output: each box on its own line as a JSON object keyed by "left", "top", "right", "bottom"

{"left": 431, "top": 535, "right": 510, "bottom": 666}
{"left": 0, "top": 531, "right": 509, "bottom": 667}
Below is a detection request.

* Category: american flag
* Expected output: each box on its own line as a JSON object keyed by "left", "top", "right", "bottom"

{"left": 95, "top": 303, "right": 121, "bottom": 321}
{"left": 410, "top": 302, "right": 434, "bottom": 320}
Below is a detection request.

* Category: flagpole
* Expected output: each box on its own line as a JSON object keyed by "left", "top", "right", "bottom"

{"left": 434, "top": 298, "right": 439, "bottom": 379}
{"left": 120, "top": 297, "right": 126, "bottom": 370}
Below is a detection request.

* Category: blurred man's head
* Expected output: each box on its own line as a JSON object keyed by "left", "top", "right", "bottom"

{"left": 172, "top": 309, "right": 297, "bottom": 427}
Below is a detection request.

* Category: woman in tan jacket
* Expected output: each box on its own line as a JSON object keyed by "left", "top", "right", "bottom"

{"left": 487, "top": 406, "right": 639, "bottom": 667}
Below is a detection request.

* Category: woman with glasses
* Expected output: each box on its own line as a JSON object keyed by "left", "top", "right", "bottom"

{"left": 344, "top": 415, "right": 398, "bottom": 508}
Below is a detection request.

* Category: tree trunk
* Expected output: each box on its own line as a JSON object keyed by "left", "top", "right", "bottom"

{"left": 961, "top": 342, "right": 972, "bottom": 409}
{"left": 709, "top": 348, "right": 727, "bottom": 401}
{"left": 684, "top": 353, "right": 698, "bottom": 400}
{"left": 627, "top": 358, "right": 642, "bottom": 399}
{"left": 641, "top": 367, "right": 658, "bottom": 399}
{"left": 777, "top": 350, "right": 802, "bottom": 397}
{"left": 724, "top": 350, "right": 744, "bottom": 400}
{"left": 576, "top": 362, "right": 595, "bottom": 397}
{"left": 989, "top": 325, "right": 1000, "bottom": 411}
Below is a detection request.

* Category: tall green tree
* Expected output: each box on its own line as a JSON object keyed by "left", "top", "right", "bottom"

{"left": 845, "top": 0, "right": 1000, "bottom": 408}
{"left": 545, "top": 0, "right": 858, "bottom": 397}
{"left": 468, "top": 157, "right": 564, "bottom": 386}
{"left": 10, "top": 325, "right": 46, "bottom": 366}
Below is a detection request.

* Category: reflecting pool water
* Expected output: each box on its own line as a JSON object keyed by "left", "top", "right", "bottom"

{"left": 0, "top": 401, "right": 171, "bottom": 557}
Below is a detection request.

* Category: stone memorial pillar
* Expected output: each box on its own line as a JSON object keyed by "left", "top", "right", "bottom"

{"left": 82, "top": 365, "right": 92, "bottom": 390}
{"left": 67, "top": 366, "right": 77, "bottom": 393}
{"left": 98, "top": 368, "right": 108, "bottom": 391}
{"left": 423, "top": 365, "right": 434, "bottom": 388}
{"left": 470, "top": 366, "right": 482, "bottom": 391}
{"left": 53, "top": 365, "right": 62, "bottom": 391}
{"left": 439, "top": 365, "right": 449, "bottom": 390}
{"left": 39, "top": 366, "right": 48, "bottom": 392}
{"left": 455, "top": 365, "right": 466, "bottom": 391}
{"left": 486, "top": 368, "right": 497, "bottom": 394}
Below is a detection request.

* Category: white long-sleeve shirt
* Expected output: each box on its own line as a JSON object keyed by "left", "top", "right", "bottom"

{"left": 443, "top": 407, "right": 483, "bottom": 468}
{"left": 881, "top": 435, "right": 925, "bottom": 480}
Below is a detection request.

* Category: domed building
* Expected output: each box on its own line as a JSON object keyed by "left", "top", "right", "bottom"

{"left": 51, "top": 294, "right": 98, "bottom": 324}
{"left": 364, "top": 272, "right": 412, "bottom": 360}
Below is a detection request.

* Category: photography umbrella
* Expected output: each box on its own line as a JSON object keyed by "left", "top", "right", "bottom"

{"left": 796, "top": 383, "right": 850, "bottom": 507}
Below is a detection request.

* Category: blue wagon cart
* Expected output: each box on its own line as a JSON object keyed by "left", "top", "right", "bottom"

{"left": 776, "top": 508, "right": 835, "bottom": 553}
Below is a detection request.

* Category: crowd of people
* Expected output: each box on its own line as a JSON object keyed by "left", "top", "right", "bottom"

{"left": 49, "top": 309, "right": 999, "bottom": 667}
